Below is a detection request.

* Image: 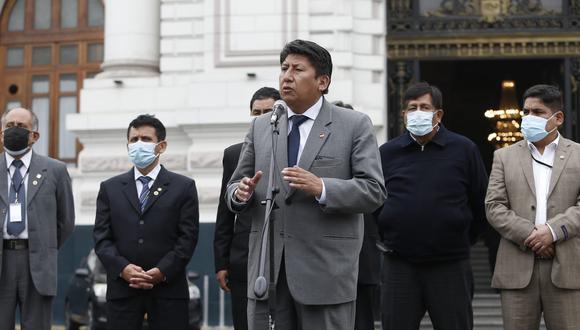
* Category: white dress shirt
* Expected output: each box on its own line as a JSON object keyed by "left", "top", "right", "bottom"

{"left": 287, "top": 97, "right": 327, "bottom": 203}
{"left": 134, "top": 163, "right": 161, "bottom": 197}
{"left": 4, "top": 151, "right": 32, "bottom": 239}
{"left": 527, "top": 135, "right": 559, "bottom": 241}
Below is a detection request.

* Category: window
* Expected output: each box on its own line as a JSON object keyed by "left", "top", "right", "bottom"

{"left": 0, "top": 0, "right": 104, "bottom": 162}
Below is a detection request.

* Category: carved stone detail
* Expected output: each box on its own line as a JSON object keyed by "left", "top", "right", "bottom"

{"left": 189, "top": 151, "right": 223, "bottom": 169}
{"left": 388, "top": 38, "right": 580, "bottom": 60}
{"left": 80, "top": 154, "right": 187, "bottom": 172}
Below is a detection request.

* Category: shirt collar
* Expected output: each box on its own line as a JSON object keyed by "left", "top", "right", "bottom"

{"left": 287, "top": 96, "right": 323, "bottom": 121}
{"left": 401, "top": 124, "right": 447, "bottom": 148}
{"left": 5, "top": 149, "right": 32, "bottom": 170}
{"left": 134, "top": 163, "right": 162, "bottom": 181}
{"left": 527, "top": 132, "right": 560, "bottom": 153}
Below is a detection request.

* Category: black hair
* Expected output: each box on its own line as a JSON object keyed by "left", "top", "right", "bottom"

{"left": 522, "top": 84, "right": 563, "bottom": 113}
{"left": 280, "top": 39, "right": 333, "bottom": 94}
{"left": 403, "top": 82, "right": 443, "bottom": 109}
{"left": 127, "top": 114, "right": 166, "bottom": 142}
{"left": 332, "top": 100, "right": 354, "bottom": 110}
{"left": 249, "top": 87, "right": 281, "bottom": 110}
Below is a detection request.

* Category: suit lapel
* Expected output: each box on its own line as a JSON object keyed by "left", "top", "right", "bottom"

{"left": 27, "top": 152, "right": 48, "bottom": 205}
{"left": 517, "top": 142, "right": 536, "bottom": 197}
{"left": 286, "top": 100, "right": 332, "bottom": 199}
{"left": 0, "top": 154, "right": 8, "bottom": 207}
{"left": 276, "top": 109, "right": 290, "bottom": 195}
{"left": 547, "top": 138, "right": 571, "bottom": 198}
{"left": 121, "top": 169, "right": 141, "bottom": 214}
{"left": 0, "top": 154, "right": 8, "bottom": 232}
{"left": 142, "top": 166, "right": 170, "bottom": 215}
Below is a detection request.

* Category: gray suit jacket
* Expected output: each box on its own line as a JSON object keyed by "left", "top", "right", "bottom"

{"left": 227, "top": 99, "right": 386, "bottom": 305}
{"left": 0, "top": 151, "right": 75, "bottom": 296}
{"left": 486, "top": 137, "right": 580, "bottom": 289}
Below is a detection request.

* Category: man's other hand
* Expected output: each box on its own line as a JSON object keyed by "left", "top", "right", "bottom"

{"left": 282, "top": 166, "right": 323, "bottom": 198}
{"left": 122, "top": 264, "right": 154, "bottom": 289}
{"left": 235, "top": 171, "right": 263, "bottom": 202}
{"left": 216, "top": 269, "right": 230, "bottom": 292}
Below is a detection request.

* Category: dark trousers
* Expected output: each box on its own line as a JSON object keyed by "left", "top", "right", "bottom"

{"left": 381, "top": 255, "right": 473, "bottom": 330}
{"left": 230, "top": 280, "right": 248, "bottom": 330}
{"left": 106, "top": 294, "right": 189, "bottom": 330}
{"left": 355, "top": 284, "right": 378, "bottom": 330}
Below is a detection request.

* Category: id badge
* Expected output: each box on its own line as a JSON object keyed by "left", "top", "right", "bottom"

{"left": 9, "top": 203, "right": 22, "bottom": 222}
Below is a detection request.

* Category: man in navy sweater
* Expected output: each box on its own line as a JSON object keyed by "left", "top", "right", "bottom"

{"left": 377, "top": 82, "right": 488, "bottom": 330}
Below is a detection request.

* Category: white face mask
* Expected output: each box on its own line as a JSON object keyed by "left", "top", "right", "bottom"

{"left": 520, "top": 113, "right": 557, "bottom": 143}
{"left": 127, "top": 140, "right": 159, "bottom": 169}
{"left": 406, "top": 110, "right": 438, "bottom": 136}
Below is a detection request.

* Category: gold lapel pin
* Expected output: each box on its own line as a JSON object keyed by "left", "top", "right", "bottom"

{"left": 32, "top": 180, "right": 38, "bottom": 186}
{"left": 153, "top": 191, "right": 159, "bottom": 196}
{"left": 36, "top": 174, "right": 41, "bottom": 179}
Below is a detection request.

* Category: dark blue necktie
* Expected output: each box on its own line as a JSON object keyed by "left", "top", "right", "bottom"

{"left": 138, "top": 176, "right": 152, "bottom": 212}
{"left": 7, "top": 159, "right": 25, "bottom": 236}
{"left": 288, "top": 115, "right": 309, "bottom": 167}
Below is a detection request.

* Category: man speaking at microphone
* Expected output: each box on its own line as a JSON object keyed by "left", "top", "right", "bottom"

{"left": 226, "top": 39, "right": 386, "bottom": 330}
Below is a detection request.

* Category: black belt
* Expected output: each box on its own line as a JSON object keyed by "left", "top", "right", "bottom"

{"left": 535, "top": 254, "right": 552, "bottom": 260}
{"left": 3, "top": 239, "right": 28, "bottom": 250}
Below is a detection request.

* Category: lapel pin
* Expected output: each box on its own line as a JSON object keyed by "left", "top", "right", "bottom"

{"left": 157, "top": 187, "right": 162, "bottom": 191}
{"left": 153, "top": 191, "right": 159, "bottom": 196}
{"left": 32, "top": 180, "right": 38, "bottom": 186}
{"left": 36, "top": 174, "right": 41, "bottom": 179}
{"left": 319, "top": 132, "right": 325, "bottom": 139}
{"left": 560, "top": 155, "right": 565, "bottom": 159}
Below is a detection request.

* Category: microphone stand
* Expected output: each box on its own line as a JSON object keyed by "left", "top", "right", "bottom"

{"left": 254, "top": 115, "right": 280, "bottom": 330}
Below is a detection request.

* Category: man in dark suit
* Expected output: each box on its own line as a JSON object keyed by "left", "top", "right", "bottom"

{"left": 214, "top": 87, "right": 281, "bottom": 330}
{"left": 93, "top": 114, "right": 199, "bottom": 330}
{"left": 227, "top": 39, "right": 386, "bottom": 330}
{"left": 332, "top": 101, "right": 381, "bottom": 330}
{"left": 356, "top": 213, "right": 381, "bottom": 330}
{"left": 0, "top": 107, "right": 75, "bottom": 330}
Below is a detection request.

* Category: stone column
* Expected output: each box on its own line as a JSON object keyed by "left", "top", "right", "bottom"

{"left": 99, "top": 0, "right": 160, "bottom": 77}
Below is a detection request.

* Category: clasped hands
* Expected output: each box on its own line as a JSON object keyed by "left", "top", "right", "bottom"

{"left": 524, "top": 224, "right": 555, "bottom": 258}
{"left": 235, "top": 167, "right": 323, "bottom": 202}
{"left": 122, "top": 264, "right": 165, "bottom": 289}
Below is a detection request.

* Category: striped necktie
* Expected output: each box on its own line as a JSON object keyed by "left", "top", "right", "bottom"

{"left": 138, "top": 176, "right": 152, "bottom": 212}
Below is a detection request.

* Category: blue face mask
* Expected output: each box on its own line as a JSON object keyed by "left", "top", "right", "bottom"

{"left": 521, "top": 114, "right": 557, "bottom": 143}
{"left": 406, "top": 110, "right": 438, "bottom": 136}
{"left": 128, "top": 140, "right": 159, "bottom": 169}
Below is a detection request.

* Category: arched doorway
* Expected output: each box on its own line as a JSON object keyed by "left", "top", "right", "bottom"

{"left": 0, "top": 0, "right": 104, "bottom": 162}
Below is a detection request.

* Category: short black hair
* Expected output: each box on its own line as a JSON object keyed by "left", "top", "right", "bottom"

{"left": 522, "top": 84, "right": 562, "bottom": 113}
{"left": 280, "top": 39, "right": 333, "bottom": 94}
{"left": 332, "top": 100, "right": 354, "bottom": 110}
{"left": 250, "top": 87, "right": 281, "bottom": 110}
{"left": 127, "top": 114, "right": 166, "bottom": 142}
{"left": 403, "top": 82, "right": 443, "bottom": 109}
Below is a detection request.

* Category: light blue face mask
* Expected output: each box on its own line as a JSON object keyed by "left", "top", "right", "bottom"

{"left": 128, "top": 140, "right": 159, "bottom": 169}
{"left": 406, "top": 110, "right": 438, "bottom": 136}
{"left": 521, "top": 113, "right": 557, "bottom": 143}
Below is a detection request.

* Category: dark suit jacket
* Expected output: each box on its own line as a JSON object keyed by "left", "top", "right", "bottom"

{"left": 93, "top": 166, "right": 199, "bottom": 300}
{"left": 213, "top": 143, "right": 251, "bottom": 282}
{"left": 358, "top": 213, "right": 381, "bottom": 285}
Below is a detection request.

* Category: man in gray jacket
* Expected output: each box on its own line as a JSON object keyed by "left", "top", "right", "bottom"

{"left": 0, "top": 107, "right": 75, "bottom": 330}
{"left": 227, "top": 40, "right": 386, "bottom": 330}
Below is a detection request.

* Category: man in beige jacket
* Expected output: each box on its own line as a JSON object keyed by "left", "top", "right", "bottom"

{"left": 486, "top": 84, "right": 580, "bottom": 330}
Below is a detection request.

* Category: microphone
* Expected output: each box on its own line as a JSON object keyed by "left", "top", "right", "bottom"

{"left": 270, "top": 100, "right": 287, "bottom": 125}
